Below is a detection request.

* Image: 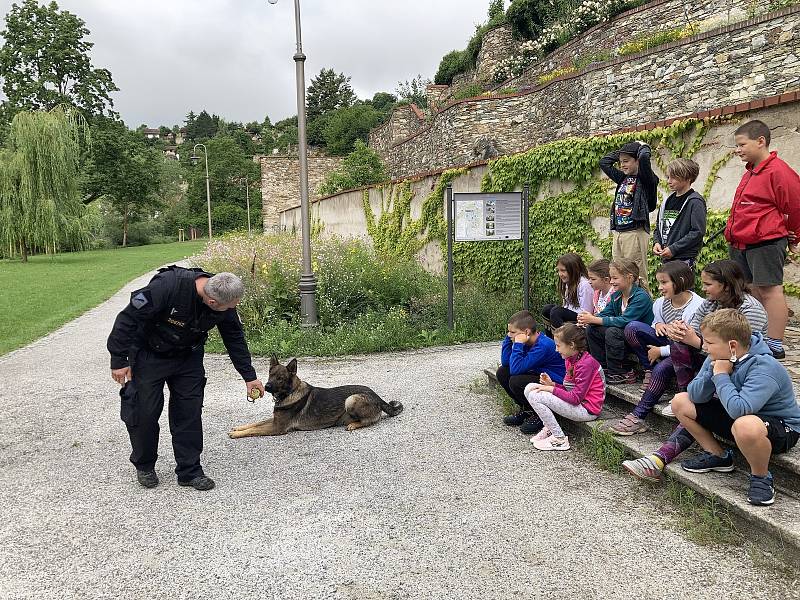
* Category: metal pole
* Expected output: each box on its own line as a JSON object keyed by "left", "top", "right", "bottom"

{"left": 292, "top": 0, "right": 318, "bottom": 325}
{"left": 446, "top": 185, "right": 454, "bottom": 330}
{"left": 245, "top": 176, "right": 251, "bottom": 234}
{"left": 194, "top": 143, "right": 212, "bottom": 240}
{"left": 522, "top": 184, "right": 530, "bottom": 311}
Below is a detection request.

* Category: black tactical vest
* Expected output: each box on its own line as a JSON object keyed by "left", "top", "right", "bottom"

{"left": 145, "top": 266, "right": 212, "bottom": 355}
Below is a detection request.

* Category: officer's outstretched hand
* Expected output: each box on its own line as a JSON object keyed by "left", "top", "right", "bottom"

{"left": 111, "top": 367, "right": 132, "bottom": 385}
{"left": 246, "top": 379, "right": 265, "bottom": 400}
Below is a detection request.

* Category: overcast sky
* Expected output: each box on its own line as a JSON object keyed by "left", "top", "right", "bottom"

{"left": 0, "top": 0, "right": 494, "bottom": 128}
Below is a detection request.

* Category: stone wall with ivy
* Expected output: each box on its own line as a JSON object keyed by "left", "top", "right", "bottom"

{"left": 282, "top": 109, "right": 800, "bottom": 312}
{"left": 376, "top": 7, "right": 800, "bottom": 178}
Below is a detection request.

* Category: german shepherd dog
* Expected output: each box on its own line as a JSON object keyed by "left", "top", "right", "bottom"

{"left": 228, "top": 355, "right": 403, "bottom": 438}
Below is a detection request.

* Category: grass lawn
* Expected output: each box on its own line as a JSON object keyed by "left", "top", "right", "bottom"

{"left": 0, "top": 241, "right": 207, "bottom": 355}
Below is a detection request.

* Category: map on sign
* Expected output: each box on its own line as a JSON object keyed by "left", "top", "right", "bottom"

{"left": 453, "top": 193, "right": 522, "bottom": 241}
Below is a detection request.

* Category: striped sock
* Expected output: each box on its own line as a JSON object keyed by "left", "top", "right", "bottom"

{"left": 765, "top": 337, "right": 784, "bottom": 353}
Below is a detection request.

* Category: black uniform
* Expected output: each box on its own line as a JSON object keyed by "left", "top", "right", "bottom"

{"left": 107, "top": 265, "right": 256, "bottom": 481}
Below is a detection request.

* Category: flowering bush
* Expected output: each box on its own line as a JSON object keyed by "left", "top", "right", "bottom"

{"left": 194, "top": 232, "right": 521, "bottom": 356}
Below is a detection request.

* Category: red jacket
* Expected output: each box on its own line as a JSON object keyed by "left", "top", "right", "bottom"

{"left": 725, "top": 152, "right": 800, "bottom": 249}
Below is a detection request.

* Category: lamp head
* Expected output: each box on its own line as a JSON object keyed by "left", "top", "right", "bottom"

{"left": 190, "top": 155, "right": 199, "bottom": 165}
{"left": 267, "top": 0, "right": 278, "bottom": 4}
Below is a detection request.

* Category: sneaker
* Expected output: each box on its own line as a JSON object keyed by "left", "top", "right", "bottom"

{"left": 639, "top": 370, "right": 652, "bottom": 391}
{"left": 747, "top": 473, "right": 775, "bottom": 506}
{"left": 178, "top": 475, "right": 216, "bottom": 491}
{"left": 660, "top": 403, "right": 675, "bottom": 417}
{"left": 136, "top": 470, "right": 159, "bottom": 489}
{"left": 520, "top": 414, "right": 544, "bottom": 435}
{"left": 609, "top": 413, "right": 649, "bottom": 436}
{"left": 503, "top": 410, "right": 530, "bottom": 427}
{"left": 533, "top": 435, "right": 571, "bottom": 451}
{"left": 681, "top": 450, "right": 735, "bottom": 473}
{"left": 530, "top": 427, "right": 551, "bottom": 442}
{"left": 772, "top": 348, "right": 786, "bottom": 360}
{"left": 622, "top": 456, "right": 664, "bottom": 482}
{"left": 607, "top": 371, "right": 637, "bottom": 385}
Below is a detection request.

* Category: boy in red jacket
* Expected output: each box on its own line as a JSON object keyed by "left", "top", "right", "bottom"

{"left": 725, "top": 120, "right": 800, "bottom": 359}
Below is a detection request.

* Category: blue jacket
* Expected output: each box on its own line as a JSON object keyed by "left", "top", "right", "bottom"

{"left": 501, "top": 334, "right": 565, "bottom": 383}
{"left": 598, "top": 286, "right": 654, "bottom": 329}
{"left": 688, "top": 333, "right": 800, "bottom": 433}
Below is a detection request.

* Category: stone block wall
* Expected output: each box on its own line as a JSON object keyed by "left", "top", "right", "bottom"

{"left": 260, "top": 155, "right": 343, "bottom": 228}
{"left": 368, "top": 104, "right": 426, "bottom": 155}
{"left": 378, "top": 7, "right": 800, "bottom": 178}
{"left": 476, "top": 24, "right": 518, "bottom": 83}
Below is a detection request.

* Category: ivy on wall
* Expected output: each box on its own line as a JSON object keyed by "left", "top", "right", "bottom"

{"left": 359, "top": 116, "right": 761, "bottom": 309}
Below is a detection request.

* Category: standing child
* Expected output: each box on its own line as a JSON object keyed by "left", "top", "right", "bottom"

{"left": 587, "top": 258, "right": 614, "bottom": 314}
{"left": 600, "top": 140, "right": 659, "bottom": 282}
{"left": 610, "top": 261, "right": 704, "bottom": 435}
{"left": 624, "top": 310, "right": 800, "bottom": 506}
{"left": 725, "top": 120, "right": 800, "bottom": 359}
{"left": 541, "top": 253, "right": 594, "bottom": 333}
{"left": 524, "top": 324, "right": 605, "bottom": 451}
{"left": 497, "top": 310, "right": 566, "bottom": 435}
{"left": 653, "top": 158, "right": 707, "bottom": 267}
{"left": 578, "top": 258, "right": 654, "bottom": 384}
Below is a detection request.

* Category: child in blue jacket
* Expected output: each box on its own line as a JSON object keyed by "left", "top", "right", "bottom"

{"left": 497, "top": 310, "right": 566, "bottom": 435}
{"left": 578, "top": 258, "right": 654, "bottom": 384}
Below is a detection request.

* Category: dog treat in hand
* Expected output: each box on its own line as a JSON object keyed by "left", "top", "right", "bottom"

{"left": 249, "top": 388, "right": 261, "bottom": 400}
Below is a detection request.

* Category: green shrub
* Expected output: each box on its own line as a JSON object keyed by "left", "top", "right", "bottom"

{"left": 453, "top": 84, "right": 486, "bottom": 100}
{"left": 506, "top": 0, "right": 546, "bottom": 39}
{"left": 318, "top": 140, "right": 387, "bottom": 196}
{"left": 617, "top": 23, "right": 699, "bottom": 57}
{"left": 435, "top": 50, "right": 470, "bottom": 85}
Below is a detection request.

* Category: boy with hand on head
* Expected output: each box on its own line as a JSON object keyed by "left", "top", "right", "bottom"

{"left": 653, "top": 158, "right": 707, "bottom": 267}
{"left": 497, "top": 310, "right": 566, "bottom": 435}
{"left": 623, "top": 309, "right": 800, "bottom": 506}
{"left": 600, "top": 140, "right": 660, "bottom": 283}
{"left": 725, "top": 119, "right": 800, "bottom": 359}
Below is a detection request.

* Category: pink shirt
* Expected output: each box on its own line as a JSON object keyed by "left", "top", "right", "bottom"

{"left": 552, "top": 352, "right": 606, "bottom": 415}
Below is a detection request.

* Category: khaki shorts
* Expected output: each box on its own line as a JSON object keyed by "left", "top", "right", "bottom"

{"left": 612, "top": 228, "right": 651, "bottom": 286}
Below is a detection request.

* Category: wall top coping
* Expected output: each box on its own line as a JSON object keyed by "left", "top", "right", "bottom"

{"left": 281, "top": 91, "right": 800, "bottom": 212}
{"left": 383, "top": 5, "right": 799, "bottom": 150}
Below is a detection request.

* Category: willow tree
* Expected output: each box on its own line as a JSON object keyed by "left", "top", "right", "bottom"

{"left": 0, "top": 106, "right": 89, "bottom": 261}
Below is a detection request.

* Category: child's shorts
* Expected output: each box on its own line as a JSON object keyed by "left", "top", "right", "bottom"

{"left": 694, "top": 397, "right": 800, "bottom": 454}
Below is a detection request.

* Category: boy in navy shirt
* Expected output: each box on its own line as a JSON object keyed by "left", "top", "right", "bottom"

{"left": 496, "top": 310, "right": 566, "bottom": 435}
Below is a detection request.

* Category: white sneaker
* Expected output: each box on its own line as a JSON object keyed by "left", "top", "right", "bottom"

{"left": 530, "top": 427, "right": 551, "bottom": 442}
{"left": 660, "top": 403, "right": 675, "bottom": 417}
{"left": 533, "top": 435, "right": 571, "bottom": 451}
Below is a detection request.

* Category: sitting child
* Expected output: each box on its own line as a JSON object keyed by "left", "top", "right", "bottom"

{"left": 587, "top": 258, "right": 614, "bottom": 314}
{"left": 610, "top": 261, "right": 704, "bottom": 435}
{"left": 578, "top": 258, "right": 654, "bottom": 384}
{"left": 524, "top": 324, "right": 605, "bottom": 451}
{"left": 541, "top": 253, "right": 594, "bottom": 334}
{"left": 622, "top": 309, "right": 800, "bottom": 506}
{"left": 497, "top": 310, "right": 566, "bottom": 435}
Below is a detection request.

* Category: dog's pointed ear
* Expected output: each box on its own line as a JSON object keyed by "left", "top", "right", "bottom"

{"left": 270, "top": 354, "right": 279, "bottom": 368}
{"left": 287, "top": 358, "right": 297, "bottom": 375}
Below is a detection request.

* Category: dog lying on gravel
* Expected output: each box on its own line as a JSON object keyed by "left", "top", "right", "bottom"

{"left": 228, "top": 355, "right": 403, "bottom": 438}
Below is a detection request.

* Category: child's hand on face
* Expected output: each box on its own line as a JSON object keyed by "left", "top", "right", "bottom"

{"left": 713, "top": 359, "right": 734, "bottom": 376}
{"left": 540, "top": 373, "right": 554, "bottom": 386}
{"left": 514, "top": 332, "right": 529, "bottom": 344}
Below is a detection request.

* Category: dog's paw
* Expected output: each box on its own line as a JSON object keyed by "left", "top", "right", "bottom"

{"left": 346, "top": 422, "right": 360, "bottom": 431}
{"left": 227, "top": 430, "right": 239, "bottom": 439}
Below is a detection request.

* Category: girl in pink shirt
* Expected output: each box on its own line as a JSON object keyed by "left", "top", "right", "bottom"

{"left": 524, "top": 323, "right": 606, "bottom": 450}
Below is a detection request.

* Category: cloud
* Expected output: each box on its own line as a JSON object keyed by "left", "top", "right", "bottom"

{"left": 0, "top": 0, "right": 492, "bottom": 128}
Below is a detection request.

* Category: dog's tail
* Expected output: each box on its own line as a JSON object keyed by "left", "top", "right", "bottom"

{"left": 379, "top": 398, "right": 404, "bottom": 417}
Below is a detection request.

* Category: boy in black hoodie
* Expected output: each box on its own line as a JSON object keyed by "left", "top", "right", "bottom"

{"left": 653, "top": 158, "right": 707, "bottom": 268}
{"left": 600, "top": 141, "right": 659, "bottom": 285}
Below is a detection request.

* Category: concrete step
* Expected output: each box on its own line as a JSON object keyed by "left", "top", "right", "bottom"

{"left": 484, "top": 367, "right": 800, "bottom": 564}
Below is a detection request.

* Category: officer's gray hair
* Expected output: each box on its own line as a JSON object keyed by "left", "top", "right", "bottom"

{"left": 204, "top": 272, "right": 245, "bottom": 305}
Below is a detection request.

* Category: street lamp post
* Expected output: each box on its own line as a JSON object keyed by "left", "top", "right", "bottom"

{"left": 268, "top": 0, "right": 318, "bottom": 326}
{"left": 190, "top": 143, "right": 212, "bottom": 240}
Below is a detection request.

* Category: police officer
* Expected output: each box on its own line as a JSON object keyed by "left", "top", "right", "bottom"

{"left": 107, "top": 265, "right": 265, "bottom": 490}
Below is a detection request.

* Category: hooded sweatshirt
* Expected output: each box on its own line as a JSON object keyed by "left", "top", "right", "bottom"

{"left": 652, "top": 189, "right": 707, "bottom": 260}
{"left": 688, "top": 333, "right": 800, "bottom": 433}
{"left": 600, "top": 143, "right": 659, "bottom": 232}
{"left": 551, "top": 351, "right": 605, "bottom": 415}
{"left": 724, "top": 151, "right": 800, "bottom": 250}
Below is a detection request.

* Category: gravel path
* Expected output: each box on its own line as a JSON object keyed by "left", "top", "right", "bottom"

{"left": 1, "top": 268, "right": 798, "bottom": 600}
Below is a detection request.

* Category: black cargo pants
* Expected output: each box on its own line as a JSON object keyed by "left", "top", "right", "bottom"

{"left": 120, "top": 348, "right": 206, "bottom": 481}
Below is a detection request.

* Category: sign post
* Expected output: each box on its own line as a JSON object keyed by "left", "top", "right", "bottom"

{"left": 446, "top": 187, "right": 530, "bottom": 329}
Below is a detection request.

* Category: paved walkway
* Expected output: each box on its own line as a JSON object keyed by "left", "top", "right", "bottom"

{"left": 1, "top": 270, "right": 798, "bottom": 599}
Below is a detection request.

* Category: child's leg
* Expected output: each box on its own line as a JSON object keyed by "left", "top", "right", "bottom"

{"left": 550, "top": 307, "right": 578, "bottom": 328}
{"left": 527, "top": 390, "right": 596, "bottom": 439}
{"left": 632, "top": 358, "right": 673, "bottom": 419}
{"left": 586, "top": 325, "right": 607, "bottom": 368}
{"left": 624, "top": 321, "right": 668, "bottom": 370}
{"left": 669, "top": 342, "right": 702, "bottom": 389}
{"left": 671, "top": 392, "right": 726, "bottom": 455}
{"left": 495, "top": 365, "right": 514, "bottom": 402}
{"left": 541, "top": 304, "right": 556, "bottom": 333}
{"left": 731, "top": 416, "right": 772, "bottom": 477}
{"left": 508, "top": 372, "right": 540, "bottom": 410}
{"left": 604, "top": 326, "right": 627, "bottom": 375}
